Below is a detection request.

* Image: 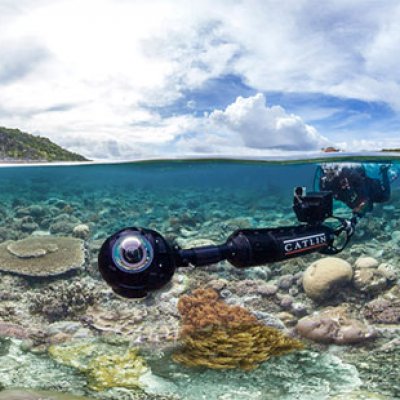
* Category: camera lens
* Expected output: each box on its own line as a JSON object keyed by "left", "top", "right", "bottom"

{"left": 98, "top": 227, "right": 176, "bottom": 298}
{"left": 112, "top": 233, "right": 154, "bottom": 272}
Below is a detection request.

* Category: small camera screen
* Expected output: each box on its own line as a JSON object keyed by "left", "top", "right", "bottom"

{"left": 294, "top": 186, "right": 306, "bottom": 197}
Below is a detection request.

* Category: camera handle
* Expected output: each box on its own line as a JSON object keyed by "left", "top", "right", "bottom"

{"left": 319, "top": 216, "right": 357, "bottom": 255}
{"left": 175, "top": 217, "right": 357, "bottom": 269}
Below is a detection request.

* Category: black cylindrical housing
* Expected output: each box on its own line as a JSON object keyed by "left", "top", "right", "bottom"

{"left": 177, "top": 244, "right": 229, "bottom": 267}
{"left": 226, "top": 225, "right": 335, "bottom": 268}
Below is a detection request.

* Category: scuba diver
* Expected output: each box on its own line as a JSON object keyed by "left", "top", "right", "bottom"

{"left": 316, "top": 164, "right": 395, "bottom": 217}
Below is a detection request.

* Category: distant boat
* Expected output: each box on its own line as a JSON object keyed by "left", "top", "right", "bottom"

{"left": 321, "top": 147, "right": 341, "bottom": 153}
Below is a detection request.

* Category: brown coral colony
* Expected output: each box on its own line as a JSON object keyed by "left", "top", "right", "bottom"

{"left": 173, "top": 289, "right": 303, "bottom": 370}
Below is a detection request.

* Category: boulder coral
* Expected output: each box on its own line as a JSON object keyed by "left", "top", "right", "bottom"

{"left": 302, "top": 257, "right": 353, "bottom": 301}
{"left": 172, "top": 289, "right": 303, "bottom": 370}
{"left": 296, "top": 306, "right": 376, "bottom": 345}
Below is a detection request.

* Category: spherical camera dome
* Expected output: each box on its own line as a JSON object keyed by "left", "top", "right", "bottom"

{"left": 98, "top": 227, "right": 175, "bottom": 298}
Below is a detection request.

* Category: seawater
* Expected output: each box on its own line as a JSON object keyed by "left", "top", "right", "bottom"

{"left": 0, "top": 157, "right": 399, "bottom": 400}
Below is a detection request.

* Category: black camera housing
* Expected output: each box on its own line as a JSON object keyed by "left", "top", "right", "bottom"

{"left": 98, "top": 227, "right": 175, "bottom": 298}
{"left": 293, "top": 188, "right": 333, "bottom": 225}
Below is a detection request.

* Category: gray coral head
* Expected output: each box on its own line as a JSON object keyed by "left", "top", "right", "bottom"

{"left": 0, "top": 236, "right": 85, "bottom": 277}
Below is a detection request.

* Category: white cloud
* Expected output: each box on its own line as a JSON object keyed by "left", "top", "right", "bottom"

{"left": 1, "top": 0, "right": 400, "bottom": 158}
{"left": 208, "top": 93, "right": 330, "bottom": 151}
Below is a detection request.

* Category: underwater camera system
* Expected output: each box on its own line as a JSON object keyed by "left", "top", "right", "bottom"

{"left": 98, "top": 187, "right": 357, "bottom": 298}
{"left": 293, "top": 187, "right": 333, "bottom": 225}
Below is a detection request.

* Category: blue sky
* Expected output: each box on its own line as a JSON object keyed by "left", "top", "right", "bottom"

{"left": 1, "top": 0, "right": 400, "bottom": 159}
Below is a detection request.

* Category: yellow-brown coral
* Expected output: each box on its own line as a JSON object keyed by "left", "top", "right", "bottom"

{"left": 173, "top": 289, "right": 303, "bottom": 370}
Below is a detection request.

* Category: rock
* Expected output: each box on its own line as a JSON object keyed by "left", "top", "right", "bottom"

{"left": 0, "top": 322, "right": 30, "bottom": 340}
{"left": 206, "top": 279, "right": 227, "bottom": 291}
{"left": 21, "top": 222, "right": 39, "bottom": 233}
{"left": 46, "top": 322, "right": 82, "bottom": 336}
{"left": 0, "top": 236, "right": 85, "bottom": 277}
{"left": 303, "top": 257, "right": 353, "bottom": 301}
{"left": 377, "top": 263, "right": 397, "bottom": 281}
{"left": 296, "top": 306, "right": 376, "bottom": 345}
{"left": 276, "top": 312, "right": 297, "bottom": 327}
{"left": 353, "top": 258, "right": 389, "bottom": 294}
{"left": 278, "top": 274, "right": 294, "bottom": 290}
{"left": 0, "top": 389, "right": 95, "bottom": 400}
{"left": 279, "top": 295, "right": 293, "bottom": 309}
{"left": 361, "top": 285, "right": 400, "bottom": 324}
{"left": 363, "top": 298, "right": 400, "bottom": 324}
{"left": 257, "top": 283, "right": 278, "bottom": 296}
{"left": 354, "top": 256, "right": 379, "bottom": 269}
{"left": 72, "top": 224, "right": 90, "bottom": 240}
{"left": 291, "top": 302, "right": 308, "bottom": 317}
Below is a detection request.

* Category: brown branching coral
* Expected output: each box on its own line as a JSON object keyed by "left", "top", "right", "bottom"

{"left": 173, "top": 289, "right": 303, "bottom": 370}
{"left": 29, "top": 279, "right": 96, "bottom": 322}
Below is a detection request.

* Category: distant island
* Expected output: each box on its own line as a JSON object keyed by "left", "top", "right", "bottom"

{"left": 0, "top": 127, "right": 88, "bottom": 162}
{"left": 382, "top": 148, "right": 400, "bottom": 152}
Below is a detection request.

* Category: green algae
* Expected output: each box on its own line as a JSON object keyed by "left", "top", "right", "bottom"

{"left": 87, "top": 349, "right": 148, "bottom": 391}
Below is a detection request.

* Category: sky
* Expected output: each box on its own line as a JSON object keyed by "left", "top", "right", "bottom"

{"left": 1, "top": 0, "right": 400, "bottom": 160}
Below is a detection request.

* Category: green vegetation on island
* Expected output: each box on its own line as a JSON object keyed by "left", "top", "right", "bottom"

{"left": 0, "top": 127, "right": 88, "bottom": 162}
{"left": 382, "top": 148, "right": 400, "bottom": 152}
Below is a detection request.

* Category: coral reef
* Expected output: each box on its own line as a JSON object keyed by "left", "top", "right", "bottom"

{"left": 0, "top": 236, "right": 85, "bottom": 277}
{"left": 83, "top": 304, "right": 180, "bottom": 346}
{"left": 172, "top": 289, "right": 303, "bottom": 370}
{"left": 363, "top": 285, "right": 400, "bottom": 324}
{"left": 0, "top": 322, "right": 30, "bottom": 340}
{"left": 48, "top": 340, "right": 148, "bottom": 391}
{"left": 296, "top": 306, "right": 376, "bottom": 345}
{"left": 30, "top": 280, "right": 96, "bottom": 322}
{"left": 353, "top": 257, "right": 396, "bottom": 294}
{"left": 87, "top": 349, "right": 148, "bottom": 391}
{"left": 302, "top": 257, "right": 353, "bottom": 301}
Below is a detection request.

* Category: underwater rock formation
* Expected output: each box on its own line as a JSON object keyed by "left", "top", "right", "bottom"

{"left": 0, "top": 322, "right": 30, "bottom": 340}
{"left": 296, "top": 306, "right": 376, "bottom": 345}
{"left": 30, "top": 280, "right": 95, "bottom": 322}
{"left": 72, "top": 224, "right": 90, "bottom": 240}
{"left": 302, "top": 257, "right": 353, "bottom": 301}
{"left": 353, "top": 257, "right": 396, "bottom": 294}
{"left": 0, "top": 236, "right": 85, "bottom": 277}
{"left": 172, "top": 289, "right": 303, "bottom": 370}
{"left": 363, "top": 285, "right": 400, "bottom": 323}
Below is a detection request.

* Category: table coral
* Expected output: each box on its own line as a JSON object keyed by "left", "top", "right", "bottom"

{"left": 0, "top": 236, "right": 85, "bottom": 277}
{"left": 172, "top": 289, "right": 303, "bottom": 370}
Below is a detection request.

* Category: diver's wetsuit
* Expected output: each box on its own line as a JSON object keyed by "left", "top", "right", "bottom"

{"left": 320, "top": 166, "right": 391, "bottom": 216}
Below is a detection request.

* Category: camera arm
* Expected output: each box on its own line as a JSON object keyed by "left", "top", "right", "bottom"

{"left": 98, "top": 217, "right": 357, "bottom": 298}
